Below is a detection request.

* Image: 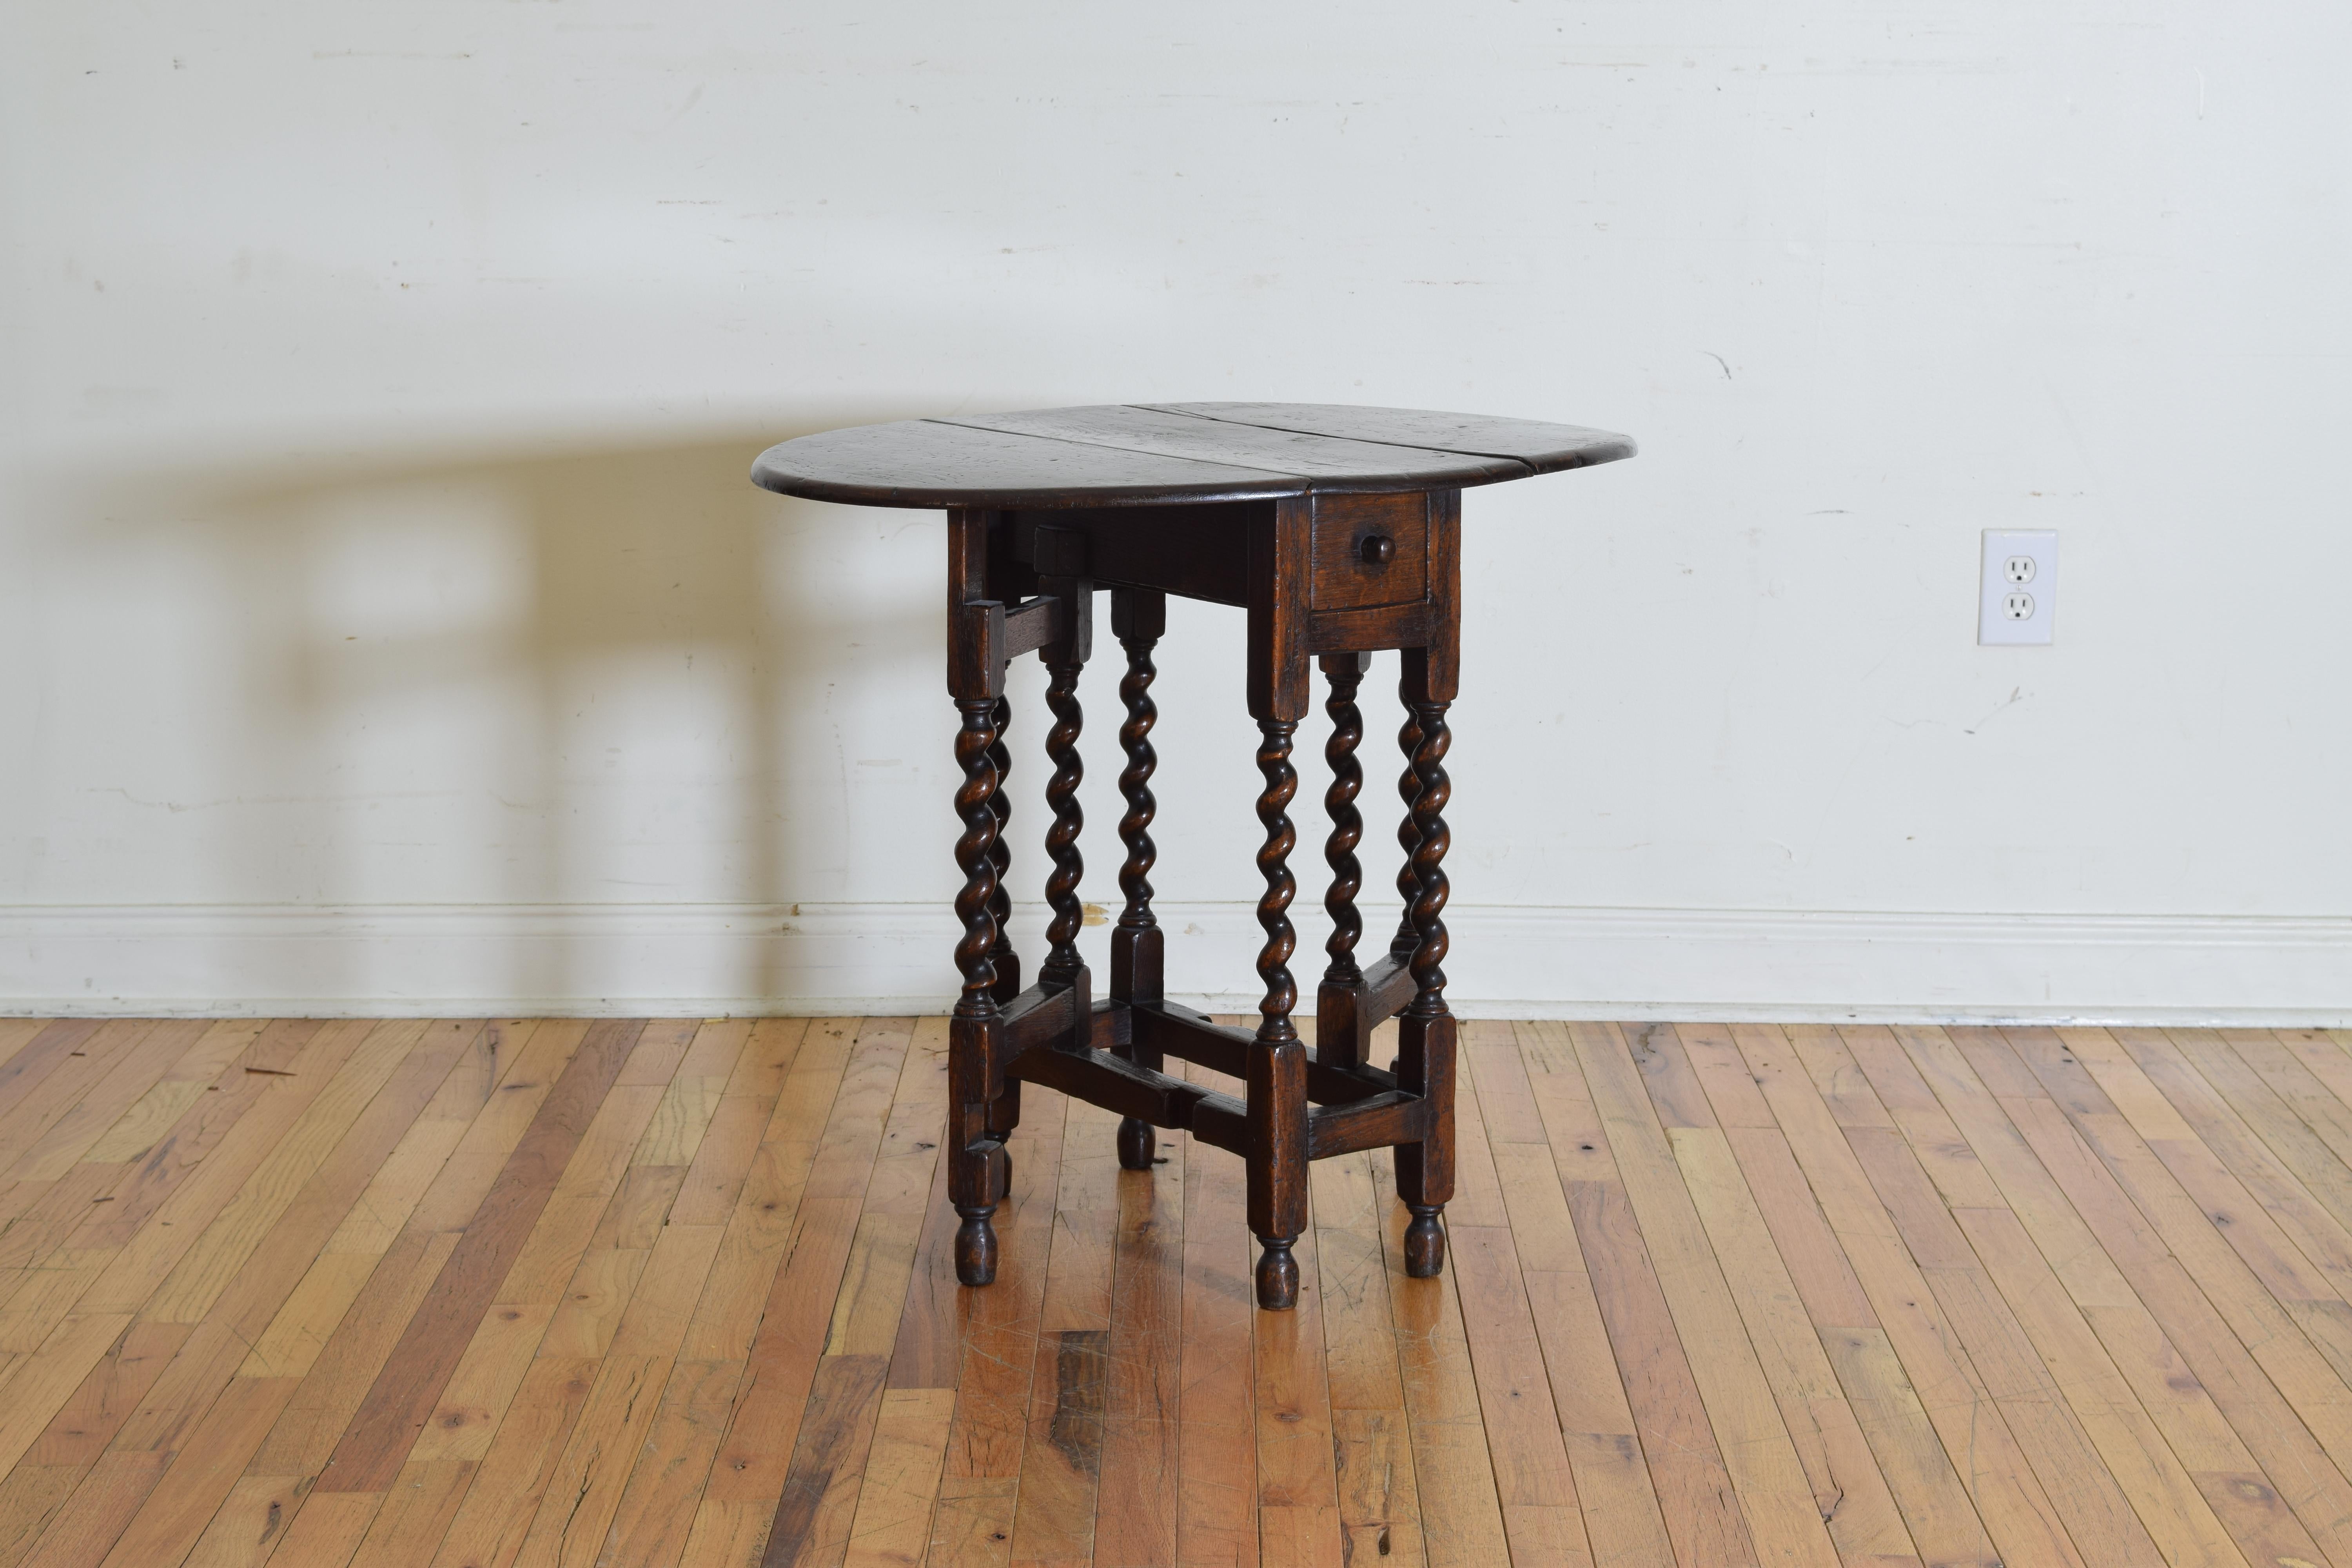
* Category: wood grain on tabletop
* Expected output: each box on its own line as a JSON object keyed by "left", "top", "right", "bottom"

{"left": 750, "top": 401, "right": 1633, "bottom": 510}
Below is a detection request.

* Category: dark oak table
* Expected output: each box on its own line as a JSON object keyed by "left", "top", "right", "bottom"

{"left": 753, "top": 403, "right": 1634, "bottom": 1309}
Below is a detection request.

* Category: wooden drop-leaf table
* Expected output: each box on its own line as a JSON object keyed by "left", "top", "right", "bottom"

{"left": 752, "top": 402, "right": 1634, "bottom": 1309}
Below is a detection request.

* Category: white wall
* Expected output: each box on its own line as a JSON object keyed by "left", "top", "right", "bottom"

{"left": 4, "top": 1, "right": 2347, "bottom": 1020}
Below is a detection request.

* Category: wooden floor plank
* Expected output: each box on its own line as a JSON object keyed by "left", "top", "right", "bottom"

{"left": 15, "top": 1452, "right": 171, "bottom": 1568}
{"left": 397, "top": 1025, "right": 719, "bottom": 1568}
{"left": 505, "top": 1350, "right": 675, "bottom": 1568}
{"left": 829, "top": 1019, "right": 953, "bottom": 1365}
{"left": 76, "top": 1020, "right": 325, "bottom": 1247}
{"left": 574, "top": 1022, "right": 790, "bottom": 1568}
{"left": 843, "top": 1386, "right": 958, "bottom": 1568}
{"left": 1309, "top": 1152, "right": 1424, "bottom": 1568}
{"left": 1646, "top": 1025, "right": 1922, "bottom": 1567}
{"left": 181, "top": 1228, "right": 457, "bottom": 1555}
{"left": 1726, "top": 1024, "right": 2091, "bottom": 1568}
{"left": 1571, "top": 1021, "right": 1842, "bottom": 1568}
{"left": 0, "top": 1019, "right": 61, "bottom": 1076}
{"left": 0, "top": 1467, "right": 98, "bottom": 1568}
{"left": 2163, "top": 1027, "right": 2352, "bottom": 1287}
{"left": 2046, "top": 1026, "right": 2352, "bottom": 1387}
{"left": 885, "top": 1140, "right": 963, "bottom": 1400}
{"left": 27, "top": 1319, "right": 191, "bottom": 1471}
{"left": 1679, "top": 1021, "right": 1998, "bottom": 1568}
{"left": 713, "top": 1016, "right": 914, "bottom": 1548}
{"left": 93, "top": 1375, "right": 297, "bottom": 1568}
{"left": 0, "top": 1023, "right": 110, "bottom": 1135}
{"left": 1253, "top": 1185, "right": 1340, "bottom": 1568}
{"left": 880, "top": 1017, "right": 961, "bottom": 1401}
{"left": 142, "top": 1019, "right": 440, "bottom": 1327}
{"left": 15, "top": 1023, "right": 463, "bottom": 1568}
{"left": 249, "top": 1022, "right": 577, "bottom": 1488}
{"left": 345, "top": 1457, "right": 477, "bottom": 1568}
{"left": 1, "top": 1010, "right": 2345, "bottom": 1568}
{"left": 16, "top": 1022, "right": 499, "bottom": 1568}
{"left": 1791, "top": 1025, "right": 2171, "bottom": 1568}
{"left": 1007, "top": 1096, "right": 1122, "bottom": 1568}
{"left": 1893, "top": 1024, "right": 2352, "bottom": 1568}
{"left": 1094, "top": 1120, "right": 1183, "bottom": 1568}
{"left": 320, "top": 1018, "right": 646, "bottom": 1494}
{"left": 1834, "top": 1026, "right": 2262, "bottom": 1568}
{"left": 1174, "top": 1061, "right": 1253, "bottom": 1568}
{"left": 1448, "top": 1022, "right": 1590, "bottom": 1568}
{"left": 2, "top": 1022, "right": 209, "bottom": 1204}
{"left": 927, "top": 1080, "right": 1067, "bottom": 1568}
{"left": 595, "top": 1357, "right": 744, "bottom": 1568}
{"left": 2129, "top": 1028, "right": 2352, "bottom": 1280}
{"left": 0, "top": 1025, "right": 162, "bottom": 1185}
{"left": 1372, "top": 1147, "right": 1511, "bottom": 1567}
{"left": 429, "top": 1018, "right": 825, "bottom": 1568}
{"left": 1966, "top": 1027, "right": 2352, "bottom": 1557}
{"left": 621, "top": 1020, "right": 903, "bottom": 1568}
{"left": 0, "top": 1314, "right": 138, "bottom": 1483}
{"left": 760, "top": 1353, "right": 891, "bottom": 1568}
{"left": 123, "top": 1020, "right": 570, "bottom": 1566}
{"left": 181, "top": 1473, "right": 314, "bottom": 1567}
{"left": 78, "top": 1019, "right": 271, "bottom": 1169}
{"left": 1517, "top": 1021, "right": 1758, "bottom": 1568}
{"left": 2266, "top": 1028, "right": 2352, "bottom": 1131}
{"left": 2217, "top": 1027, "right": 2352, "bottom": 1196}
{"left": 0, "top": 1020, "right": 341, "bottom": 1352}
{"left": 1499, "top": 1025, "right": 1681, "bottom": 1566}
{"left": 13, "top": 1020, "right": 467, "bottom": 1565}
{"left": 229, "top": 1025, "right": 586, "bottom": 1503}
{"left": 423, "top": 1355, "right": 599, "bottom": 1568}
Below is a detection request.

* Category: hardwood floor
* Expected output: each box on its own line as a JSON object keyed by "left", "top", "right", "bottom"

{"left": 0, "top": 1017, "right": 2347, "bottom": 1564}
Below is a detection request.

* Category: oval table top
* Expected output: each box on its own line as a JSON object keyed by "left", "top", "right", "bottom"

{"left": 750, "top": 402, "right": 1634, "bottom": 510}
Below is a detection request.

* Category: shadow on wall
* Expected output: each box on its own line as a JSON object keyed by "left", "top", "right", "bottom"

{"left": 38, "top": 413, "right": 947, "bottom": 1007}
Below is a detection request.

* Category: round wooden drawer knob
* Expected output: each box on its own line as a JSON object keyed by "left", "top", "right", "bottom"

{"left": 1359, "top": 534, "right": 1395, "bottom": 566}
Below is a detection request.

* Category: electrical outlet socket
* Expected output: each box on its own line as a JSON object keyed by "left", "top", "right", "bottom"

{"left": 1980, "top": 530, "right": 2056, "bottom": 644}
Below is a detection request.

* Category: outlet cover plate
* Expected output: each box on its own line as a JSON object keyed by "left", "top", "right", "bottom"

{"left": 1980, "top": 529, "right": 2057, "bottom": 645}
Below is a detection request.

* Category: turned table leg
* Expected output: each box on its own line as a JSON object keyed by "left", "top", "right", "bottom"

{"left": 1390, "top": 695, "right": 1423, "bottom": 964}
{"left": 1111, "top": 588, "right": 1166, "bottom": 1171}
{"left": 982, "top": 695, "right": 1020, "bottom": 1178}
{"left": 1038, "top": 656, "right": 1086, "bottom": 989}
{"left": 949, "top": 696, "right": 1011, "bottom": 1286}
{"left": 946, "top": 507, "right": 1022, "bottom": 1287}
{"left": 987, "top": 695, "right": 1019, "bottom": 1004}
{"left": 1247, "top": 717, "right": 1309, "bottom": 1310}
{"left": 1023, "top": 563, "right": 1096, "bottom": 1200}
{"left": 1316, "top": 653, "right": 1370, "bottom": 1070}
{"left": 1394, "top": 653, "right": 1456, "bottom": 1277}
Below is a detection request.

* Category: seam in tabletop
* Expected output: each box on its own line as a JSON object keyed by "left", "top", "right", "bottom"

{"left": 920, "top": 416, "right": 1317, "bottom": 483}
{"left": 922, "top": 411, "right": 1538, "bottom": 488}
{"left": 1137, "top": 403, "right": 1570, "bottom": 474}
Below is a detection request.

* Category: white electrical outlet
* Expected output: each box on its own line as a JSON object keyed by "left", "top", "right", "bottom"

{"left": 1980, "top": 529, "right": 2056, "bottom": 645}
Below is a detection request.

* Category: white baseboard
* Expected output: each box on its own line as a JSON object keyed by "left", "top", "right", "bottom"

{"left": 0, "top": 901, "right": 2345, "bottom": 1025}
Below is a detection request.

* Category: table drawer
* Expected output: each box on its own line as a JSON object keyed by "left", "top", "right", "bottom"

{"left": 1309, "top": 493, "right": 1428, "bottom": 610}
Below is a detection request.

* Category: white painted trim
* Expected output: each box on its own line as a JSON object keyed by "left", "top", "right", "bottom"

{"left": 0, "top": 902, "right": 2345, "bottom": 1025}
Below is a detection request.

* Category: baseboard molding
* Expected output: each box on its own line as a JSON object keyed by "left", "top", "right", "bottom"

{"left": 0, "top": 901, "right": 2345, "bottom": 1025}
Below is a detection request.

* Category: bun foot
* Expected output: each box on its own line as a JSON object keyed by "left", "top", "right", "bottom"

{"left": 1116, "top": 1116, "right": 1156, "bottom": 1171}
{"left": 1255, "top": 1238, "right": 1300, "bottom": 1310}
{"left": 955, "top": 1207, "right": 998, "bottom": 1286}
{"left": 1404, "top": 1206, "right": 1446, "bottom": 1277}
